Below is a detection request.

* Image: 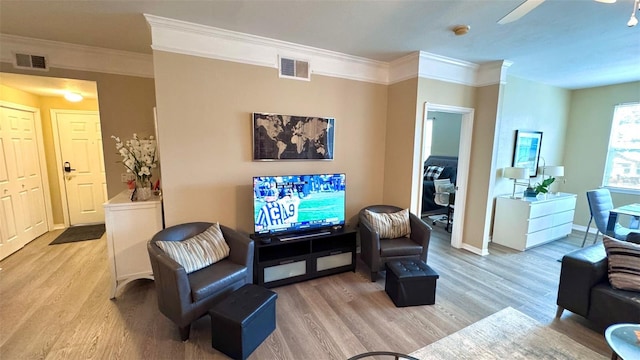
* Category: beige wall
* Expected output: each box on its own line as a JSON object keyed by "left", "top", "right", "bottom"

{"left": 564, "top": 81, "right": 640, "bottom": 227}
{"left": 0, "top": 83, "right": 40, "bottom": 107}
{"left": 383, "top": 78, "right": 418, "bottom": 208}
{"left": 153, "top": 52, "right": 388, "bottom": 232}
{"left": 464, "top": 84, "right": 501, "bottom": 251}
{"left": 0, "top": 63, "right": 157, "bottom": 202}
{"left": 416, "top": 78, "right": 500, "bottom": 251}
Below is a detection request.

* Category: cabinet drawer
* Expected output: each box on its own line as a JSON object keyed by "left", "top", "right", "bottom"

{"left": 526, "top": 222, "right": 573, "bottom": 248}
{"left": 264, "top": 260, "right": 307, "bottom": 283}
{"left": 317, "top": 252, "right": 353, "bottom": 272}
{"left": 527, "top": 210, "right": 575, "bottom": 233}
{"left": 529, "top": 196, "right": 576, "bottom": 218}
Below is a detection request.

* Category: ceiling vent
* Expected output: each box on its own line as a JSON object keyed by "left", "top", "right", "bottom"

{"left": 279, "top": 56, "right": 310, "bottom": 81}
{"left": 14, "top": 53, "right": 49, "bottom": 71}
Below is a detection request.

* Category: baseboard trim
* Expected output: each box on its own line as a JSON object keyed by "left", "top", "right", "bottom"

{"left": 461, "top": 243, "right": 489, "bottom": 256}
{"left": 52, "top": 224, "right": 66, "bottom": 230}
{"left": 572, "top": 224, "right": 597, "bottom": 235}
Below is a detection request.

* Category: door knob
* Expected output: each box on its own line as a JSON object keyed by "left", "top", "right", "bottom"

{"left": 63, "top": 161, "right": 76, "bottom": 173}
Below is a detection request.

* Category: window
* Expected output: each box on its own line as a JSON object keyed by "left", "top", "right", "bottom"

{"left": 603, "top": 103, "right": 640, "bottom": 192}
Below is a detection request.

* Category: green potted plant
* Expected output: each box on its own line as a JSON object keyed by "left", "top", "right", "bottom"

{"left": 534, "top": 177, "right": 555, "bottom": 195}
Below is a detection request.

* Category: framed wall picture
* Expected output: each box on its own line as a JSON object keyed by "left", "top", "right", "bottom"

{"left": 512, "top": 130, "right": 543, "bottom": 177}
{"left": 252, "top": 112, "right": 335, "bottom": 161}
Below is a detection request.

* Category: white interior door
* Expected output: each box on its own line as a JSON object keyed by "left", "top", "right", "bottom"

{"left": 0, "top": 106, "right": 47, "bottom": 260}
{"left": 53, "top": 110, "right": 107, "bottom": 225}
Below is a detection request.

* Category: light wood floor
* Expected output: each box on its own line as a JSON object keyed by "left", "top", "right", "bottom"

{"left": 0, "top": 225, "right": 610, "bottom": 359}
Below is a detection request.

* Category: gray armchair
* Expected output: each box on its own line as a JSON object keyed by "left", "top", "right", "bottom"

{"left": 147, "top": 222, "right": 254, "bottom": 341}
{"left": 359, "top": 205, "right": 432, "bottom": 282}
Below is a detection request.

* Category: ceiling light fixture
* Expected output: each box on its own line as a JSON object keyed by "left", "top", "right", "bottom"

{"left": 453, "top": 25, "right": 470, "bottom": 36}
{"left": 628, "top": 0, "right": 640, "bottom": 26}
{"left": 595, "top": 0, "right": 616, "bottom": 3}
{"left": 64, "top": 92, "right": 83, "bottom": 102}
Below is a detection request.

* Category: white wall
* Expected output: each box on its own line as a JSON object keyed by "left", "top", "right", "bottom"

{"left": 494, "top": 76, "right": 571, "bottom": 200}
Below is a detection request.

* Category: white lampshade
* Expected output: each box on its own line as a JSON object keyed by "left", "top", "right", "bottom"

{"left": 539, "top": 165, "right": 565, "bottom": 177}
{"left": 503, "top": 167, "right": 529, "bottom": 179}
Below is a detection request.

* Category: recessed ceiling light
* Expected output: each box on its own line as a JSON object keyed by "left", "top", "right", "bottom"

{"left": 64, "top": 92, "right": 83, "bottom": 102}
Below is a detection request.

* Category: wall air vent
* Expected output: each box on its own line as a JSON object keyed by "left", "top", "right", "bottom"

{"left": 279, "top": 56, "right": 310, "bottom": 81}
{"left": 14, "top": 53, "right": 49, "bottom": 71}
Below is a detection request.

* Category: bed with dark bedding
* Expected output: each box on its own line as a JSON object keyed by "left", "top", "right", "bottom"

{"left": 421, "top": 155, "right": 458, "bottom": 215}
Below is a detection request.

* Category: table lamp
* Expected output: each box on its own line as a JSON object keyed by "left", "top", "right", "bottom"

{"left": 538, "top": 165, "right": 564, "bottom": 194}
{"left": 540, "top": 165, "right": 564, "bottom": 178}
{"left": 503, "top": 167, "right": 530, "bottom": 198}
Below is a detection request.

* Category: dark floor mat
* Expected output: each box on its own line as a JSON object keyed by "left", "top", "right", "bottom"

{"left": 49, "top": 224, "right": 105, "bottom": 245}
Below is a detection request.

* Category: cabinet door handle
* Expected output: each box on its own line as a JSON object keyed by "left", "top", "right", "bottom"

{"left": 279, "top": 260, "right": 294, "bottom": 265}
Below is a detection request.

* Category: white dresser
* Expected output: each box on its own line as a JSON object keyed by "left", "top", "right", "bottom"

{"left": 492, "top": 193, "right": 576, "bottom": 251}
{"left": 104, "top": 190, "right": 163, "bottom": 298}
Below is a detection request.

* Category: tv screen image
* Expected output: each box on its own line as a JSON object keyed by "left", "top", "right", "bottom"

{"left": 253, "top": 174, "right": 346, "bottom": 236}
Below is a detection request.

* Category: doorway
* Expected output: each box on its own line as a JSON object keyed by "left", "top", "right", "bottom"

{"left": 0, "top": 103, "right": 50, "bottom": 260}
{"left": 0, "top": 73, "right": 104, "bottom": 230}
{"left": 51, "top": 109, "right": 107, "bottom": 225}
{"left": 419, "top": 103, "right": 474, "bottom": 249}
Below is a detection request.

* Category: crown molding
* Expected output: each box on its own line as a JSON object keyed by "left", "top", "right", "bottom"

{"left": 388, "top": 53, "right": 420, "bottom": 85}
{"left": 418, "top": 51, "right": 479, "bottom": 86}
{"left": 476, "top": 60, "right": 513, "bottom": 87}
{"left": 0, "top": 34, "right": 154, "bottom": 78}
{"left": 0, "top": 16, "right": 511, "bottom": 87}
{"left": 144, "top": 14, "right": 389, "bottom": 84}
{"left": 145, "top": 14, "right": 513, "bottom": 87}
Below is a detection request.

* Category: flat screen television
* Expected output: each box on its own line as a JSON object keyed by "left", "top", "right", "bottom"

{"left": 252, "top": 173, "right": 346, "bottom": 236}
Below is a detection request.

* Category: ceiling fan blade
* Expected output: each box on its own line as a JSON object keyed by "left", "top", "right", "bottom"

{"left": 497, "top": 0, "right": 546, "bottom": 25}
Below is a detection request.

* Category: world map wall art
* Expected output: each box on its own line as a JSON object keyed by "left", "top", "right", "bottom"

{"left": 252, "top": 112, "right": 335, "bottom": 161}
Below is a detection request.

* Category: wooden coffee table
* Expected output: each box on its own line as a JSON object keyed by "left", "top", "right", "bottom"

{"left": 605, "top": 323, "right": 640, "bottom": 360}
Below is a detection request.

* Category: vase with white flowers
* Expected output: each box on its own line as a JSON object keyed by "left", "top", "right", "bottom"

{"left": 112, "top": 133, "right": 158, "bottom": 201}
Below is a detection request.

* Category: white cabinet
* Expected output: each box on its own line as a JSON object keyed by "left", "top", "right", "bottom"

{"left": 492, "top": 193, "right": 576, "bottom": 251}
{"left": 104, "top": 190, "right": 163, "bottom": 298}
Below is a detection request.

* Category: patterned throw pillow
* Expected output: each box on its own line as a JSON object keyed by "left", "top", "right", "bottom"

{"left": 603, "top": 236, "right": 640, "bottom": 292}
{"left": 364, "top": 208, "right": 411, "bottom": 239}
{"left": 424, "top": 166, "right": 444, "bottom": 181}
{"left": 156, "top": 223, "right": 230, "bottom": 274}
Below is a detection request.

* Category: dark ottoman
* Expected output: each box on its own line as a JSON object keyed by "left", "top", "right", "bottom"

{"left": 208, "top": 284, "right": 277, "bottom": 360}
{"left": 385, "top": 260, "right": 439, "bottom": 307}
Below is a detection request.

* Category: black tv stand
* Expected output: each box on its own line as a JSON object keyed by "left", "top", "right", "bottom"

{"left": 251, "top": 228, "right": 357, "bottom": 288}
{"left": 277, "top": 230, "right": 331, "bottom": 241}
